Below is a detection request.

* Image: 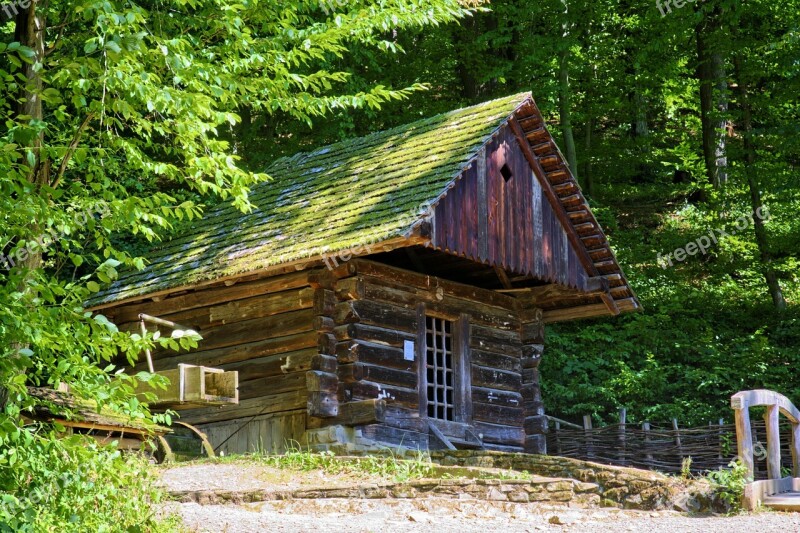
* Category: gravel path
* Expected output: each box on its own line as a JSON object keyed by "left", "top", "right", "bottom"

{"left": 158, "top": 461, "right": 800, "bottom": 532}
{"left": 165, "top": 498, "right": 800, "bottom": 533}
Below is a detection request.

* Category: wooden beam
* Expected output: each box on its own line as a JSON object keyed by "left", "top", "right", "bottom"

{"left": 493, "top": 266, "right": 513, "bottom": 290}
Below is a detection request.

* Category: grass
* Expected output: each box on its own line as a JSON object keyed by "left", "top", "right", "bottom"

{"left": 174, "top": 443, "right": 534, "bottom": 485}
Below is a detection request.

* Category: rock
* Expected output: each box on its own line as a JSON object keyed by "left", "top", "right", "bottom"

{"left": 407, "top": 511, "right": 429, "bottom": 523}
{"left": 573, "top": 481, "right": 600, "bottom": 493}
{"left": 548, "top": 512, "right": 581, "bottom": 525}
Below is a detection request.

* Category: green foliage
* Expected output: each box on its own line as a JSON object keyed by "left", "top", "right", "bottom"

{"left": 706, "top": 460, "right": 751, "bottom": 510}
{"left": 0, "top": 432, "right": 176, "bottom": 532}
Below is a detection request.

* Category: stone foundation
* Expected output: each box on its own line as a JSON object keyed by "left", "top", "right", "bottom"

{"left": 429, "top": 450, "right": 720, "bottom": 511}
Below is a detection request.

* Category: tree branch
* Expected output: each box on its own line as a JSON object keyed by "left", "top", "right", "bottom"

{"left": 51, "top": 112, "right": 95, "bottom": 190}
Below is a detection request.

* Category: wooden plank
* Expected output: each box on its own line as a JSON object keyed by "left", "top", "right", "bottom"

{"left": 507, "top": 116, "right": 598, "bottom": 277}
{"left": 477, "top": 148, "right": 489, "bottom": 261}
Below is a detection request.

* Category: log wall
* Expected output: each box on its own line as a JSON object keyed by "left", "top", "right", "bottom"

{"left": 311, "top": 259, "right": 542, "bottom": 452}
{"left": 107, "top": 272, "right": 315, "bottom": 454}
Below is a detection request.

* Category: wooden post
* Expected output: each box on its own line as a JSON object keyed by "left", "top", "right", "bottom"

{"left": 643, "top": 422, "right": 653, "bottom": 465}
{"left": 583, "top": 415, "right": 594, "bottom": 460}
{"left": 672, "top": 418, "right": 683, "bottom": 459}
{"left": 717, "top": 418, "right": 725, "bottom": 463}
{"left": 765, "top": 404, "right": 781, "bottom": 480}
{"left": 554, "top": 420, "right": 562, "bottom": 456}
{"left": 733, "top": 403, "right": 754, "bottom": 480}
{"left": 617, "top": 408, "right": 627, "bottom": 465}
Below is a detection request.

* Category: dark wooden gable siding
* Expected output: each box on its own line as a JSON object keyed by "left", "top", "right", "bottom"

{"left": 430, "top": 124, "right": 588, "bottom": 290}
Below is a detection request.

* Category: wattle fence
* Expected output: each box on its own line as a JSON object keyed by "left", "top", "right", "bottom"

{"left": 545, "top": 411, "right": 796, "bottom": 479}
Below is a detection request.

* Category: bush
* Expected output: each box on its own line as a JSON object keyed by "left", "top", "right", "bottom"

{"left": 0, "top": 428, "right": 179, "bottom": 532}
{"left": 706, "top": 460, "right": 750, "bottom": 511}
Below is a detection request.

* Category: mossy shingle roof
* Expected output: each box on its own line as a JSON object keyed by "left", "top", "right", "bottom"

{"left": 91, "top": 93, "right": 532, "bottom": 307}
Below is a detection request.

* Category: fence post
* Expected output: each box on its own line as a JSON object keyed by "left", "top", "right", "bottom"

{"left": 583, "top": 415, "right": 594, "bottom": 460}
{"left": 554, "top": 420, "right": 562, "bottom": 456}
{"left": 643, "top": 422, "right": 653, "bottom": 465}
{"left": 618, "top": 408, "right": 627, "bottom": 466}
{"left": 672, "top": 418, "right": 683, "bottom": 459}
{"left": 717, "top": 418, "right": 724, "bottom": 464}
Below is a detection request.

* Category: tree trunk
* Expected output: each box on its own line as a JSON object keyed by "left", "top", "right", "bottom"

{"left": 733, "top": 56, "right": 787, "bottom": 311}
{"left": 2, "top": 1, "right": 48, "bottom": 410}
{"left": 581, "top": 64, "right": 596, "bottom": 197}
{"left": 558, "top": 47, "right": 578, "bottom": 179}
{"left": 696, "top": 11, "right": 728, "bottom": 190}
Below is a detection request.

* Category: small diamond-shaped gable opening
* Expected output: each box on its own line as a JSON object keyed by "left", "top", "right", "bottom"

{"left": 500, "top": 163, "right": 513, "bottom": 182}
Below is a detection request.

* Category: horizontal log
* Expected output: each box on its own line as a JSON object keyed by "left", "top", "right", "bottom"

{"left": 472, "top": 386, "right": 523, "bottom": 408}
{"left": 107, "top": 271, "right": 310, "bottom": 323}
{"left": 353, "top": 259, "right": 516, "bottom": 311}
{"left": 473, "top": 401, "right": 524, "bottom": 426}
{"left": 308, "top": 399, "right": 387, "bottom": 428}
{"left": 470, "top": 325, "right": 522, "bottom": 356}
{"left": 154, "top": 308, "right": 315, "bottom": 355}
{"left": 208, "top": 287, "right": 314, "bottom": 326}
{"left": 474, "top": 421, "right": 525, "bottom": 446}
{"left": 238, "top": 371, "right": 307, "bottom": 400}
{"left": 336, "top": 340, "right": 414, "bottom": 371}
{"left": 349, "top": 380, "right": 418, "bottom": 409}
{"left": 118, "top": 286, "right": 314, "bottom": 336}
{"left": 358, "top": 278, "right": 517, "bottom": 331}
{"left": 359, "top": 424, "right": 426, "bottom": 450}
{"left": 333, "top": 300, "right": 417, "bottom": 333}
{"left": 333, "top": 323, "right": 414, "bottom": 347}
{"left": 219, "top": 348, "right": 316, "bottom": 381}
{"left": 383, "top": 406, "right": 427, "bottom": 432}
{"left": 137, "top": 331, "right": 316, "bottom": 372}
{"left": 471, "top": 365, "right": 522, "bottom": 392}
{"left": 177, "top": 391, "right": 306, "bottom": 425}
{"left": 471, "top": 349, "right": 521, "bottom": 373}
{"left": 339, "top": 363, "right": 416, "bottom": 389}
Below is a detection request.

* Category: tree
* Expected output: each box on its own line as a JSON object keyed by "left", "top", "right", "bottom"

{"left": 0, "top": 0, "right": 472, "bottom": 527}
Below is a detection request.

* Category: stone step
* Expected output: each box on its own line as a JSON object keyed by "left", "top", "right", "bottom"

{"left": 763, "top": 491, "right": 800, "bottom": 511}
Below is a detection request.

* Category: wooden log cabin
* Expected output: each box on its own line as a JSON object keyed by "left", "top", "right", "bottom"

{"left": 88, "top": 93, "right": 640, "bottom": 455}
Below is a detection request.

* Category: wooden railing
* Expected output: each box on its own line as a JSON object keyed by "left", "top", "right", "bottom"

{"left": 731, "top": 389, "right": 800, "bottom": 509}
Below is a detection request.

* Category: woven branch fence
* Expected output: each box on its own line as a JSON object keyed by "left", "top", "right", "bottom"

{"left": 546, "top": 412, "right": 795, "bottom": 478}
